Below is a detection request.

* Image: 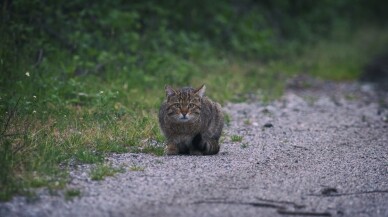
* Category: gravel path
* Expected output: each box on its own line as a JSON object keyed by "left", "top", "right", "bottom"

{"left": 1, "top": 80, "right": 388, "bottom": 217}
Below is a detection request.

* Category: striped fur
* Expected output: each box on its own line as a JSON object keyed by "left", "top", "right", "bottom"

{"left": 159, "top": 85, "right": 224, "bottom": 155}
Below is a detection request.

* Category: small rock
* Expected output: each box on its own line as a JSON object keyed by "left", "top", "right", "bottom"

{"left": 262, "top": 108, "right": 270, "bottom": 114}
{"left": 263, "top": 123, "right": 273, "bottom": 128}
{"left": 321, "top": 187, "right": 338, "bottom": 196}
{"left": 361, "top": 84, "right": 374, "bottom": 93}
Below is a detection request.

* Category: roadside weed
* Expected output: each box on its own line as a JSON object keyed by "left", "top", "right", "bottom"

{"left": 90, "top": 164, "right": 125, "bottom": 181}
{"left": 64, "top": 189, "right": 81, "bottom": 201}
{"left": 231, "top": 135, "right": 243, "bottom": 142}
{"left": 241, "top": 143, "right": 249, "bottom": 149}
{"left": 224, "top": 113, "right": 231, "bottom": 126}
{"left": 129, "top": 165, "right": 145, "bottom": 172}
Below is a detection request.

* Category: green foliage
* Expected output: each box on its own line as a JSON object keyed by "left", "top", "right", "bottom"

{"left": 297, "top": 27, "right": 388, "bottom": 80}
{"left": 231, "top": 135, "right": 243, "bottom": 142}
{"left": 224, "top": 113, "right": 231, "bottom": 126}
{"left": 0, "top": 139, "right": 16, "bottom": 201}
{"left": 90, "top": 164, "right": 125, "bottom": 181}
{"left": 64, "top": 189, "right": 81, "bottom": 201}
{"left": 240, "top": 143, "right": 249, "bottom": 149}
{"left": 129, "top": 165, "right": 145, "bottom": 172}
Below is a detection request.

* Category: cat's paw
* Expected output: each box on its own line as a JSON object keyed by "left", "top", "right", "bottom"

{"left": 165, "top": 144, "right": 179, "bottom": 155}
{"left": 189, "top": 149, "right": 203, "bottom": 155}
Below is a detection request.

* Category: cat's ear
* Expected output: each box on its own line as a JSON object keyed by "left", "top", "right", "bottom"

{"left": 195, "top": 84, "right": 206, "bottom": 98}
{"left": 165, "top": 85, "right": 177, "bottom": 97}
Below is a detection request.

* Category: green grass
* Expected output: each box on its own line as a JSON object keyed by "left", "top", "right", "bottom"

{"left": 240, "top": 143, "right": 249, "bottom": 149}
{"left": 129, "top": 165, "right": 145, "bottom": 172}
{"left": 290, "top": 27, "right": 388, "bottom": 81}
{"left": 130, "top": 139, "right": 165, "bottom": 156}
{"left": 134, "top": 146, "right": 165, "bottom": 156}
{"left": 90, "top": 164, "right": 125, "bottom": 181}
{"left": 224, "top": 113, "right": 231, "bottom": 126}
{"left": 231, "top": 135, "right": 243, "bottom": 142}
{"left": 1, "top": 26, "right": 388, "bottom": 201}
{"left": 64, "top": 189, "right": 81, "bottom": 201}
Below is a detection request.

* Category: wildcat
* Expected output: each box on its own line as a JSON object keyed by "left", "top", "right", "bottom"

{"left": 158, "top": 85, "right": 224, "bottom": 155}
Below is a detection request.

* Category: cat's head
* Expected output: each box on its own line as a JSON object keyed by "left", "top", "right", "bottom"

{"left": 164, "top": 84, "right": 206, "bottom": 123}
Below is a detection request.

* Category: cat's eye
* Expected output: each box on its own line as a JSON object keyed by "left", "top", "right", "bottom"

{"left": 188, "top": 103, "right": 195, "bottom": 108}
{"left": 174, "top": 104, "right": 181, "bottom": 108}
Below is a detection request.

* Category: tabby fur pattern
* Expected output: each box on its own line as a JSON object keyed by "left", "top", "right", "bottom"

{"left": 158, "top": 85, "right": 224, "bottom": 155}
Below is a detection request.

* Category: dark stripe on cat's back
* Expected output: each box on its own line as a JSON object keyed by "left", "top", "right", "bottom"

{"left": 211, "top": 135, "right": 220, "bottom": 141}
{"left": 203, "top": 100, "right": 213, "bottom": 127}
{"left": 208, "top": 101, "right": 214, "bottom": 114}
{"left": 213, "top": 103, "right": 221, "bottom": 128}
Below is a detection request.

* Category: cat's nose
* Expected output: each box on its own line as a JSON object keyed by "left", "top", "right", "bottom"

{"left": 181, "top": 108, "right": 188, "bottom": 115}
{"left": 181, "top": 110, "right": 188, "bottom": 118}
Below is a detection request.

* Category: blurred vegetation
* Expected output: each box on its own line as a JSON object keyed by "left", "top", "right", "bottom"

{"left": 1, "top": 0, "right": 388, "bottom": 200}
